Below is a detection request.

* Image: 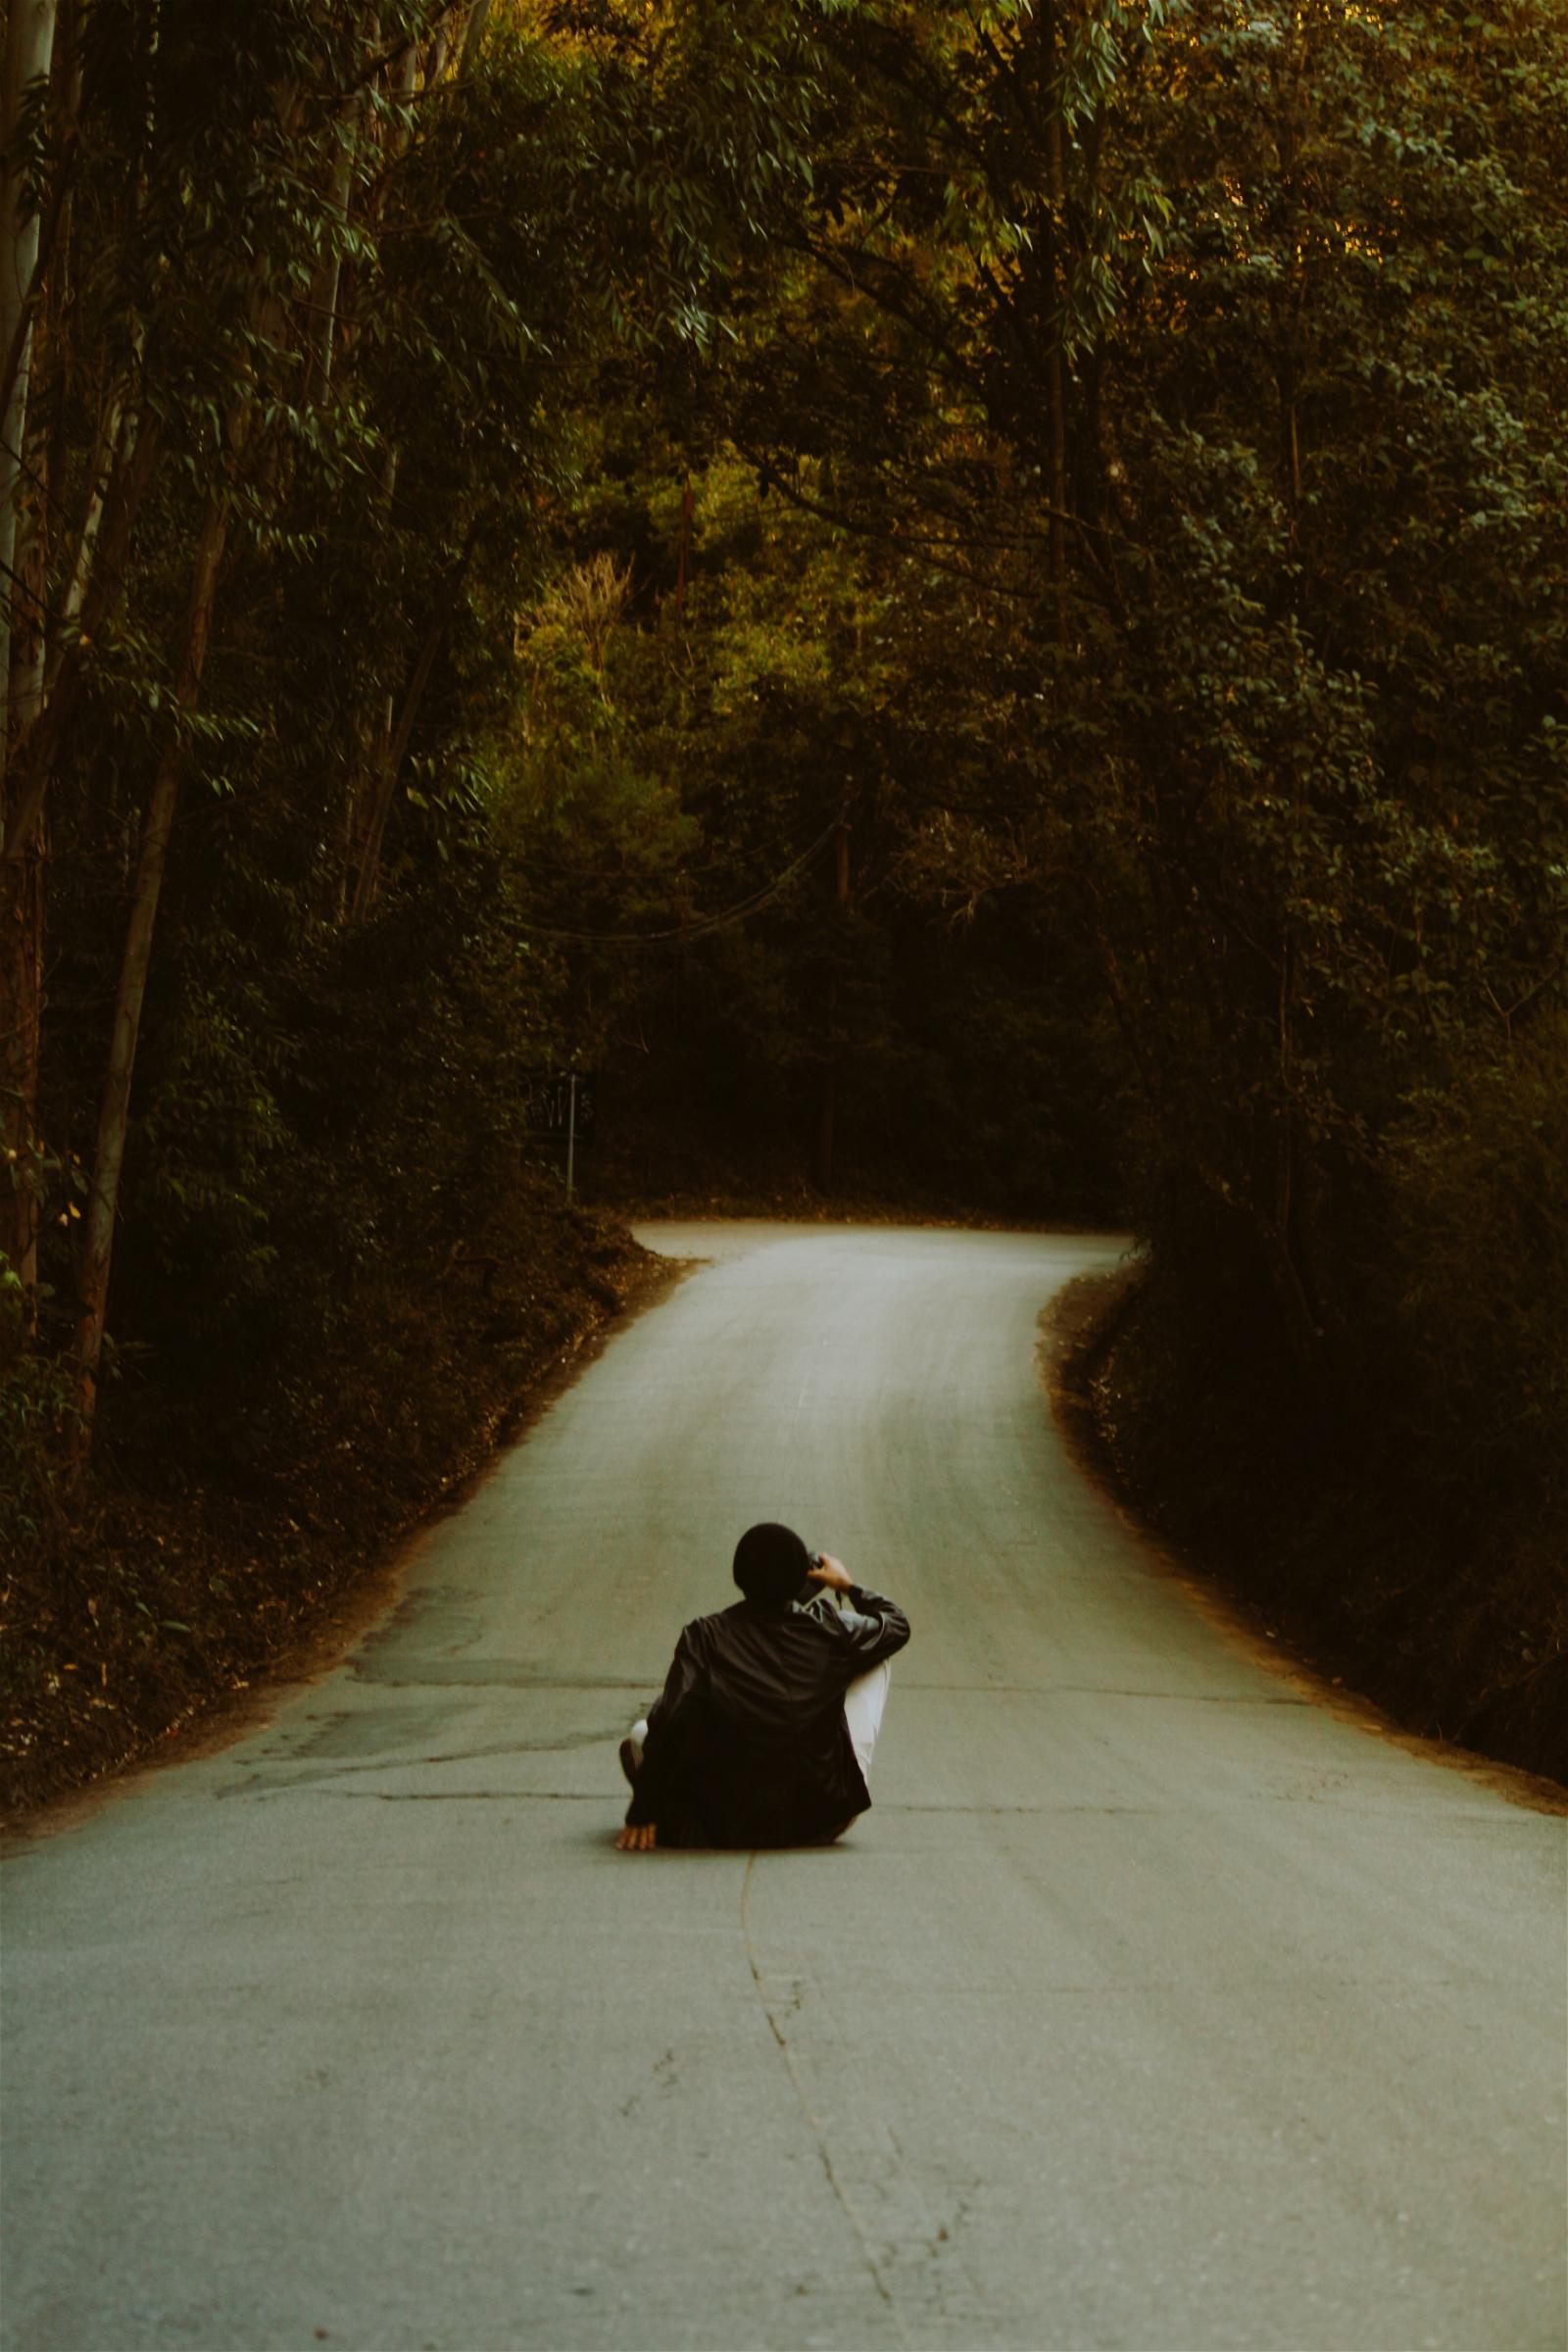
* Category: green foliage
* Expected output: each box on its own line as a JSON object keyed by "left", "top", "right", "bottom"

{"left": 1378, "top": 1018, "right": 1568, "bottom": 1489}
{"left": 5, "top": 0, "right": 1566, "bottom": 1791}
{"left": 0, "top": 1280, "right": 76, "bottom": 1552}
{"left": 511, "top": 0, "right": 1564, "bottom": 1759}
{"left": 485, "top": 421, "right": 1126, "bottom": 1204}
{"left": 110, "top": 849, "right": 567, "bottom": 1485}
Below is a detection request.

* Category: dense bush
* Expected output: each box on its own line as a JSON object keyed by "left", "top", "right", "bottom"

{"left": 1377, "top": 1017, "right": 1568, "bottom": 1490}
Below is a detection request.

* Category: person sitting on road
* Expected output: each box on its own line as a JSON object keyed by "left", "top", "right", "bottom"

{"left": 614, "top": 1522, "right": 909, "bottom": 1852}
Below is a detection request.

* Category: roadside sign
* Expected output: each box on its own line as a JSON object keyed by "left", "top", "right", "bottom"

{"left": 525, "top": 1073, "right": 597, "bottom": 1198}
{"left": 526, "top": 1074, "right": 598, "bottom": 1140}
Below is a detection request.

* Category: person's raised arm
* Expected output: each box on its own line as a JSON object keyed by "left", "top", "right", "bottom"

{"left": 808, "top": 1554, "right": 910, "bottom": 1667}
{"left": 807, "top": 1552, "right": 856, "bottom": 1592}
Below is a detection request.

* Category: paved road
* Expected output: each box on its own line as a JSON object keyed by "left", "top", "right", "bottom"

{"left": 3, "top": 1224, "right": 1564, "bottom": 2352}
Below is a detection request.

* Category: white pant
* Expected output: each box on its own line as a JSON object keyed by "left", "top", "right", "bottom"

{"left": 843, "top": 1659, "right": 893, "bottom": 1783}
{"left": 625, "top": 1660, "right": 893, "bottom": 1787}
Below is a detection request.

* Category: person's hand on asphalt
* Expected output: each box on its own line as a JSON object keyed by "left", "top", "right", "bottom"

{"left": 615, "top": 1822, "right": 658, "bottom": 1851}
{"left": 808, "top": 1552, "right": 854, "bottom": 1592}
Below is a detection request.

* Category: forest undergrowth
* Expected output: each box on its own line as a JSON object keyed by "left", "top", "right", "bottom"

{"left": 1, "top": 1190, "right": 655, "bottom": 1821}
{"left": 1062, "top": 1264, "right": 1568, "bottom": 1792}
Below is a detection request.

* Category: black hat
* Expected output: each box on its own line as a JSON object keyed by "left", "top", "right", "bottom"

{"left": 733, "top": 1522, "right": 810, "bottom": 1608}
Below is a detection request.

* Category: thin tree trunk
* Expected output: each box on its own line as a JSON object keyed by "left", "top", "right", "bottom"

{"left": 0, "top": 797, "right": 43, "bottom": 1296}
{"left": 0, "top": 0, "right": 59, "bottom": 1302}
{"left": 675, "top": 474, "right": 694, "bottom": 620}
{"left": 1040, "top": 0, "right": 1068, "bottom": 644}
{"left": 8, "top": 316, "right": 50, "bottom": 751}
{"left": 815, "top": 820, "right": 850, "bottom": 1190}
{"left": 70, "top": 493, "right": 229, "bottom": 1460}
{"left": 335, "top": 441, "right": 399, "bottom": 917}
{"left": 0, "top": 0, "right": 58, "bottom": 788}
{"left": 0, "top": 350, "right": 49, "bottom": 1298}
{"left": 47, "top": 383, "right": 124, "bottom": 693}
{"left": 460, "top": 0, "right": 494, "bottom": 71}
{"left": 304, "top": 97, "right": 363, "bottom": 406}
{"left": 2, "top": 411, "right": 160, "bottom": 860}
{"left": 1261, "top": 1204, "right": 1321, "bottom": 1375}
{"left": 348, "top": 525, "right": 476, "bottom": 922}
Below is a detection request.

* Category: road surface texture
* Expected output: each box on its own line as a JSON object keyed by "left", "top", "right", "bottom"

{"left": 3, "top": 1225, "right": 1564, "bottom": 2352}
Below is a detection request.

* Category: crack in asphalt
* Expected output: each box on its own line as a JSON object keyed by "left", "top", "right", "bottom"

{"left": 350, "top": 1662, "right": 657, "bottom": 1690}
{"left": 900, "top": 1683, "right": 1313, "bottom": 1705}
{"left": 216, "top": 1729, "right": 621, "bottom": 1797}
{"left": 740, "top": 1850, "right": 912, "bottom": 2347}
{"left": 341, "top": 1663, "right": 1312, "bottom": 1704}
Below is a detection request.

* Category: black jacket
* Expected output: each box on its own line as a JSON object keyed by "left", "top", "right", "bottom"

{"left": 625, "top": 1583, "right": 910, "bottom": 1847}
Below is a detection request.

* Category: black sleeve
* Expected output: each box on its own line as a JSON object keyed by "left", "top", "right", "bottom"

{"left": 625, "top": 1622, "right": 706, "bottom": 1828}
{"left": 835, "top": 1586, "right": 910, "bottom": 1672}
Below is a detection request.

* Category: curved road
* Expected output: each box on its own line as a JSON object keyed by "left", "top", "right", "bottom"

{"left": 3, "top": 1225, "right": 1564, "bottom": 2352}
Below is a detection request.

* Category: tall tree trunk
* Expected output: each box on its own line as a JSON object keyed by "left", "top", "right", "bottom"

{"left": 2, "top": 411, "right": 160, "bottom": 861}
{"left": 8, "top": 307, "right": 50, "bottom": 753}
{"left": 347, "top": 612, "right": 443, "bottom": 922}
{"left": 303, "top": 89, "right": 365, "bottom": 407}
{"left": 0, "top": 796, "right": 43, "bottom": 1297}
{"left": 0, "top": 0, "right": 58, "bottom": 1299}
{"left": 47, "top": 384, "right": 125, "bottom": 695}
{"left": 460, "top": 0, "right": 493, "bottom": 71}
{"left": 1, "top": 352, "right": 49, "bottom": 1298}
{"left": 674, "top": 473, "right": 694, "bottom": 620}
{"left": 335, "top": 441, "right": 399, "bottom": 918}
{"left": 0, "top": 0, "right": 58, "bottom": 792}
{"left": 70, "top": 493, "right": 229, "bottom": 1461}
{"left": 1040, "top": 0, "right": 1068, "bottom": 644}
